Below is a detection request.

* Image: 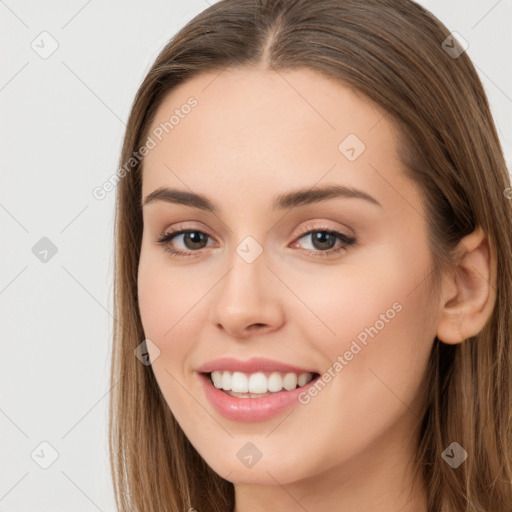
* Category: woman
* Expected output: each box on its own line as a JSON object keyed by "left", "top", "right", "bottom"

{"left": 109, "top": 0, "right": 512, "bottom": 510}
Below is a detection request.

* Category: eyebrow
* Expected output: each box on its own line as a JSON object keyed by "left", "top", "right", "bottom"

{"left": 142, "top": 184, "right": 382, "bottom": 211}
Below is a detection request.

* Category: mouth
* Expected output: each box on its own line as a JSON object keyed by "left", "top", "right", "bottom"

{"left": 197, "top": 369, "right": 322, "bottom": 421}
{"left": 202, "top": 370, "right": 321, "bottom": 398}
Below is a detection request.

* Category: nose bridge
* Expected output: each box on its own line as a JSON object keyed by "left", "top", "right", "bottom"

{"left": 218, "top": 238, "right": 268, "bottom": 310}
{"left": 210, "top": 236, "right": 284, "bottom": 335}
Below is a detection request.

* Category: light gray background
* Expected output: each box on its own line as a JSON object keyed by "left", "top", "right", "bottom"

{"left": 1, "top": 1, "right": 511, "bottom": 510}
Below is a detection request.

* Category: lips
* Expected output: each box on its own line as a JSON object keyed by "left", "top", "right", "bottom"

{"left": 196, "top": 356, "right": 319, "bottom": 375}
{"left": 197, "top": 371, "right": 322, "bottom": 421}
{"left": 195, "top": 356, "right": 322, "bottom": 421}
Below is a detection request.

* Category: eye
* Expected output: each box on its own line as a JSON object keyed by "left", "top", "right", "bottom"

{"left": 291, "top": 224, "right": 356, "bottom": 258}
{"left": 156, "top": 223, "right": 356, "bottom": 258}
{"left": 156, "top": 229, "right": 214, "bottom": 256}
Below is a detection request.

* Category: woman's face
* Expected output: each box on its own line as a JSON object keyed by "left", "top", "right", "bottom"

{"left": 138, "top": 67, "right": 439, "bottom": 490}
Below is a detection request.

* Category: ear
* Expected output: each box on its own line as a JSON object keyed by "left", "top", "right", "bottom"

{"left": 436, "top": 226, "right": 497, "bottom": 345}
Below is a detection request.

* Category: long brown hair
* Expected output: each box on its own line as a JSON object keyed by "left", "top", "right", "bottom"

{"left": 109, "top": 1, "right": 512, "bottom": 510}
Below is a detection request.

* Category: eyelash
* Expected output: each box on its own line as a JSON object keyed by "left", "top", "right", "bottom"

{"left": 156, "top": 223, "right": 356, "bottom": 259}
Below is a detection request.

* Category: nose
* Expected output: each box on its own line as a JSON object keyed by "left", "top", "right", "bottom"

{"left": 209, "top": 247, "right": 285, "bottom": 339}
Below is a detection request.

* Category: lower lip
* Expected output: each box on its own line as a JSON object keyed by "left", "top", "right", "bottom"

{"left": 197, "top": 372, "right": 320, "bottom": 422}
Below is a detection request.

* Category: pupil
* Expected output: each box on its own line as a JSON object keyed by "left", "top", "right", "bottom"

{"left": 313, "top": 231, "right": 336, "bottom": 250}
{"left": 185, "top": 231, "right": 206, "bottom": 249}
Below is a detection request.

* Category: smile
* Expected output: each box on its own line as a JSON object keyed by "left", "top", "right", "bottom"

{"left": 197, "top": 370, "right": 321, "bottom": 422}
{"left": 209, "top": 370, "right": 318, "bottom": 397}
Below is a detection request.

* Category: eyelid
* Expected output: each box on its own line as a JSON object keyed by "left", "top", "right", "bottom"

{"left": 159, "top": 220, "right": 352, "bottom": 243}
{"left": 159, "top": 220, "right": 213, "bottom": 237}
{"left": 293, "top": 221, "right": 354, "bottom": 239}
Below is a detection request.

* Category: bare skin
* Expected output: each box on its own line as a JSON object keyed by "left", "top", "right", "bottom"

{"left": 137, "top": 66, "right": 495, "bottom": 512}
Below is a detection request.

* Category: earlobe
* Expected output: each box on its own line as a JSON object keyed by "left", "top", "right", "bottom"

{"left": 436, "top": 226, "right": 497, "bottom": 345}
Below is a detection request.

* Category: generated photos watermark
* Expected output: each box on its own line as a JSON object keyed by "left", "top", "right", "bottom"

{"left": 298, "top": 301, "right": 403, "bottom": 404}
{"left": 92, "top": 96, "right": 198, "bottom": 201}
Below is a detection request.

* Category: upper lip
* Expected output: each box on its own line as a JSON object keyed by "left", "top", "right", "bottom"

{"left": 196, "top": 357, "right": 319, "bottom": 375}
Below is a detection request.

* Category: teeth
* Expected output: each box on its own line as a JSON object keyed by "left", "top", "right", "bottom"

{"left": 298, "top": 373, "right": 311, "bottom": 386}
{"left": 210, "top": 370, "right": 315, "bottom": 394}
{"left": 283, "top": 373, "right": 297, "bottom": 390}
{"left": 222, "top": 371, "right": 232, "bottom": 391}
{"left": 249, "top": 372, "right": 267, "bottom": 393}
{"left": 232, "top": 372, "right": 248, "bottom": 392}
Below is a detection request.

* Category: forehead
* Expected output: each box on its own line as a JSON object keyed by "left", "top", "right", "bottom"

{"left": 141, "top": 67, "right": 417, "bottom": 214}
{"left": 145, "top": 66, "right": 392, "bottom": 153}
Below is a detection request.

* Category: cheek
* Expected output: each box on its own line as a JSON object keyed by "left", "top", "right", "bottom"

{"left": 137, "top": 256, "right": 195, "bottom": 401}
{"left": 282, "top": 259, "right": 409, "bottom": 348}
{"left": 137, "top": 249, "right": 202, "bottom": 341}
{"left": 137, "top": 253, "right": 202, "bottom": 410}
{"left": 291, "top": 243, "right": 436, "bottom": 400}
{"left": 318, "top": 295, "right": 434, "bottom": 457}
{"left": 138, "top": 262, "right": 171, "bottom": 340}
